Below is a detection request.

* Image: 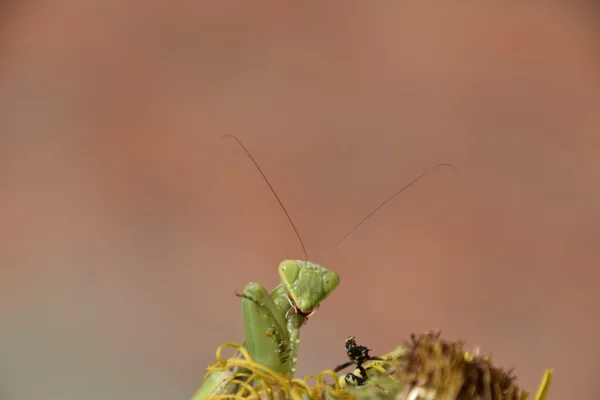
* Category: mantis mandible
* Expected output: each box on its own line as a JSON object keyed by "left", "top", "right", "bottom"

{"left": 192, "top": 135, "right": 454, "bottom": 399}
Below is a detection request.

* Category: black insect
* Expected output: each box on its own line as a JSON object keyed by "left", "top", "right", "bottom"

{"left": 333, "top": 336, "right": 381, "bottom": 386}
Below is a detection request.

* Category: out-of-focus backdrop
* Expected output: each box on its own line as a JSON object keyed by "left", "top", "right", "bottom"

{"left": 1, "top": 2, "right": 599, "bottom": 400}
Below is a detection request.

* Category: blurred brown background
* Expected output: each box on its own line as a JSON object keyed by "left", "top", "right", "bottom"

{"left": 1, "top": 2, "right": 599, "bottom": 400}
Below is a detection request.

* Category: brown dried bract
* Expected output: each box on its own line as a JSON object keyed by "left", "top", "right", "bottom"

{"left": 391, "top": 332, "right": 522, "bottom": 400}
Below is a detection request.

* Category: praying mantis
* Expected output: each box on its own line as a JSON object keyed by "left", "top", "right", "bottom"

{"left": 191, "top": 135, "right": 454, "bottom": 400}
{"left": 191, "top": 259, "right": 340, "bottom": 399}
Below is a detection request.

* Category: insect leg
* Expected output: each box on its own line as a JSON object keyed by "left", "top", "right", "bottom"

{"left": 239, "top": 282, "right": 291, "bottom": 373}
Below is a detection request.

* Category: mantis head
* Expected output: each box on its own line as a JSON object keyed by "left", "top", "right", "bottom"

{"left": 278, "top": 260, "right": 340, "bottom": 316}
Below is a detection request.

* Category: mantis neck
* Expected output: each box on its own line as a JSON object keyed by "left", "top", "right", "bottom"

{"left": 270, "top": 284, "right": 308, "bottom": 323}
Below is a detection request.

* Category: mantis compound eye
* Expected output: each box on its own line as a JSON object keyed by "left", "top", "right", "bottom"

{"left": 322, "top": 271, "right": 340, "bottom": 294}
{"left": 278, "top": 260, "right": 299, "bottom": 284}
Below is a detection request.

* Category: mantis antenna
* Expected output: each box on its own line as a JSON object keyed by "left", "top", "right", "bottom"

{"left": 222, "top": 134, "right": 309, "bottom": 262}
{"left": 322, "top": 163, "right": 456, "bottom": 264}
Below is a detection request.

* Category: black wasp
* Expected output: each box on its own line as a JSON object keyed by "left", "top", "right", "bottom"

{"left": 333, "top": 336, "right": 381, "bottom": 386}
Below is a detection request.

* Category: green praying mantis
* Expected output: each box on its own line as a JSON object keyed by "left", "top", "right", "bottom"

{"left": 192, "top": 259, "right": 339, "bottom": 399}
{"left": 191, "top": 135, "right": 454, "bottom": 400}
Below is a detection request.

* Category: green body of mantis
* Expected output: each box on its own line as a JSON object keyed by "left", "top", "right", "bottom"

{"left": 191, "top": 135, "right": 453, "bottom": 400}
{"left": 191, "top": 259, "right": 340, "bottom": 399}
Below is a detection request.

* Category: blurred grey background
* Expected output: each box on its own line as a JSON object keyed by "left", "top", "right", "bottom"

{"left": 1, "top": 2, "right": 599, "bottom": 400}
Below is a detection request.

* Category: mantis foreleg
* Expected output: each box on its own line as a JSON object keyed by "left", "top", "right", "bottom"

{"left": 239, "top": 282, "right": 295, "bottom": 374}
